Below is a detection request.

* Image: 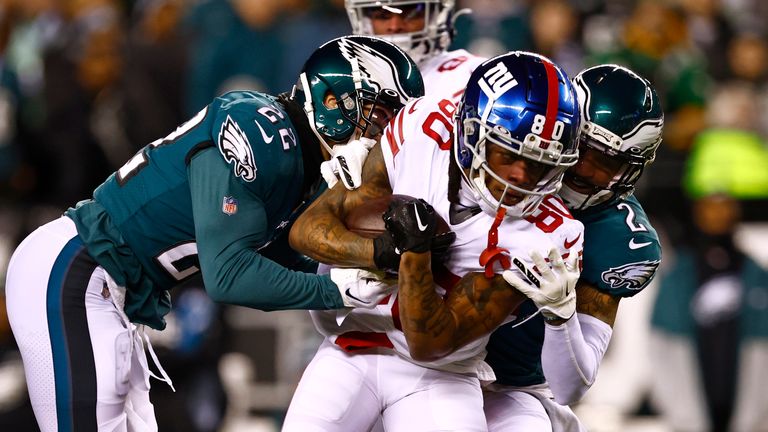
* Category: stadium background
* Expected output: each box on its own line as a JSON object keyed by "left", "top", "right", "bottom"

{"left": 0, "top": 0, "right": 767, "bottom": 430}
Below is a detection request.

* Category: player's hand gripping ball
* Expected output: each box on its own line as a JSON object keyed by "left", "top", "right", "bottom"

{"left": 344, "top": 195, "right": 456, "bottom": 272}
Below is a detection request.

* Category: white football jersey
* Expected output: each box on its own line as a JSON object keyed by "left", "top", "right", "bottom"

{"left": 311, "top": 94, "right": 584, "bottom": 376}
{"left": 419, "top": 49, "right": 487, "bottom": 99}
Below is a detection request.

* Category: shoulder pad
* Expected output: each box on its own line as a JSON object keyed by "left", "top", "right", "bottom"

{"left": 213, "top": 91, "right": 299, "bottom": 183}
{"left": 579, "top": 196, "right": 661, "bottom": 297}
{"left": 383, "top": 94, "right": 456, "bottom": 156}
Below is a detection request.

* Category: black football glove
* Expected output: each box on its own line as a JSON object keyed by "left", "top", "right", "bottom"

{"left": 372, "top": 229, "right": 456, "bottom": 272}
{"left": 383, "top": 197, "right": 437, "bottom": 253}
{"left": 431, "top": 231, "right": 456, "bottom": 264}
{"left": 373, "top": 231, "right": 401, "bottom": 273}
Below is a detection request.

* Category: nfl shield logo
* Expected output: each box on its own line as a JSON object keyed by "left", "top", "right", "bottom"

{"left": 222, "top": 196, "right": 238, "bottom": 215}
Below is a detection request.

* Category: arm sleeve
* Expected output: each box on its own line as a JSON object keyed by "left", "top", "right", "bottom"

{"left": 541, "top": 312, "right": 613, "bottom": 405}
{"left": 189, "top": 148, "right": 344, "bottom": 310}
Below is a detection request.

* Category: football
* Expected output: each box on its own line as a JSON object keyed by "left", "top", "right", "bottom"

{"left": 344, "top": 194, "right": 451, "bottom": 238}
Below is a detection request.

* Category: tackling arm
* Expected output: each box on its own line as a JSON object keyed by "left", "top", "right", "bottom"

{"left": 398, "top": 251, "right": 526, "bottom": 362}
{"left": 541, "top": 280, "right": 617, "bottom": 405}
{"left": 189, "top": 149, "right": 344, "bottom": 310}
{"left": 289, "top": 143, "right": 392, "bottom": 268}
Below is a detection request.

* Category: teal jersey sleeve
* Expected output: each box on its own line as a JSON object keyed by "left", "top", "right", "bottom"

{"left": 188, "top": 148, "right": 342, "bottom": 310}
{"left": 190, "top": 91, "right": 342, "bottom": 310}
{"left": 574, "top": 195, "right": 662, "bottom": 298}
{"left": 68, "top": 90, "right": 342, "bottom": 329}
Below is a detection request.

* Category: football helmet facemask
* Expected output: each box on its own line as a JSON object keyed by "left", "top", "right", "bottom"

{"left": 293, "top": 35, "right": 425, "bottom": 156}
{"left": 345, "top": 0, "right": 458, "bottom": 64}
{"left": 454, "top": 51, "right": 581, "bottom": 218}
{"left": 562, "top": 64, "right": 664, "bottom": 210}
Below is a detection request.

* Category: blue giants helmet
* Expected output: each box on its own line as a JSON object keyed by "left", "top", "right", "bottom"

{"left": 454, "top": 51, "right": 580, "bottom": 218}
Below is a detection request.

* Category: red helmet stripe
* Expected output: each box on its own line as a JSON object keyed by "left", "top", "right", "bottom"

{"left": 541, "top": 59, "right": 560, "bottom": 140}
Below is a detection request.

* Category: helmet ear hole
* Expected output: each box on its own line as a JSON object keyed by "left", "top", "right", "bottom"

{"left": 323, "top": 91, "right": 339, "bottom": 110}
{"left": 379, "top": 88, "right": 403, "bottom": 110}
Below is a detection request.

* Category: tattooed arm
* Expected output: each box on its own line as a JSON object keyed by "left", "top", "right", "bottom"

{"left": 575, "top": 280, "right": 621, "bottom": 326}
{"left": 289, "top": 143, "right": 392, "bottom": 268}
{"left": 397, "top": 251, "right": 526, "bottom": 362}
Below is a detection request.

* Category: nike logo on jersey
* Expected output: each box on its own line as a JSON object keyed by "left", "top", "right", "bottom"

{"left": 408, "top": 99, "right": 422, "bottom": 114}
{"left": 628, "top": 238, "right": 653, "bottom": 249}
{"left": 254, "top": 119, "right": 274, "bottom": 144}
{"left": 345, "top": 288, "right": 368, "bottom": 305}
{"left": 413, "top": 203, "right": 428, "bottom": 231}
{"left": 564, "top": 233, "right": 581, "bottom": 249}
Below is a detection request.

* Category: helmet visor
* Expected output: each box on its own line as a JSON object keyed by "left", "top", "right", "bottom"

{"left": 363, "top": 2, "right": 428, "bottom": 23}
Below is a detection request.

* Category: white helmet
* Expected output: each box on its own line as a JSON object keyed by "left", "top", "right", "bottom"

{"left": 345, "top": 0, "right": 457, "bottom": 64}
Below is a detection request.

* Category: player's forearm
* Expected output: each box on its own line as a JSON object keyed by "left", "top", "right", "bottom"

{"left": 397, "top": 251, "right": 460, "bottom": 361}
{"left": 201, "top": 248, "right": 344, "bottom": 310}
{"left": 289, "top": 194, "right": 376, "bottom": 269}
{"left": 399, "top": 260, "right": 526, "bottom": 361}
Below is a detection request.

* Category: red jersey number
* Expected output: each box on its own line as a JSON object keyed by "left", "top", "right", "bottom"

{"left": 422, "top": 99, "right": 456, "bottom": 150}
{"left": 524, "top": 196, "right": 573, "bottom": 233}
{"left": 438, "top": 56, "right": 468, "bottom": 72}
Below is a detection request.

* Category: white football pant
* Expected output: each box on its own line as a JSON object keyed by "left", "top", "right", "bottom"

{"left": 483, "top": 384, "right": 586, "bottom": 432}
{"left": 282, "top": 339, "right": 488, "bottom": 431}
{"left": 6, "top": 216, "right": 157, "bottom": 432}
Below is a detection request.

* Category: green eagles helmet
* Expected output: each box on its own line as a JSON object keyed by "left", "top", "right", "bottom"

{"left": 294, "top": 35, "right": 425, "bottom": 155}
{"left": 561, "top": 64, "right": 664, "bottom": 209}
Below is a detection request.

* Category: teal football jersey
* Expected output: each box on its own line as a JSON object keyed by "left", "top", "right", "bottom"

{"left": 486, "top": 195, "right": 662, "bottom": 386}
{"left": 574, "top": 194, "right": 661, "bottom": 297}
{"left": 67, "top": 91, "right": 341, "bottom": 329}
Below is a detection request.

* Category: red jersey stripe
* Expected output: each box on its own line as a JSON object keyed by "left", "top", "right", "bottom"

{"left": 335, "top": 331, "right": 394, "bottom": 351}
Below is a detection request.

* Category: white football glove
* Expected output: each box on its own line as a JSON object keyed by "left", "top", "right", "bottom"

{"left": 320, "top": 137, "right": 376, "bottom": 190}
{"left": 502, "top": 246, "right": 580, "bottom": 321}
{"left": 330, "top": 267, "right": 396, "bottom": 308}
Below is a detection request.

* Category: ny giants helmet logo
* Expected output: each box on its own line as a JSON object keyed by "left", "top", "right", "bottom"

{"left": 478, "top": 61, "right": 518, "bottom": 100}
{"left": 218, "top": 115, "right": 257, "bottom": 182}
{"left": 601, "top": 260, "right": 660, "bottom": 290}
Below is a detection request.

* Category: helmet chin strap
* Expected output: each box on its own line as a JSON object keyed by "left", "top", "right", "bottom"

{"left": 299, "top": 72, "right": 335, "bottom": 158}
{"left": 471, "top": 170, "right": 533, "bottom": 218}
{"left": 559, "top": 183, "right": 611, "bottom": 210}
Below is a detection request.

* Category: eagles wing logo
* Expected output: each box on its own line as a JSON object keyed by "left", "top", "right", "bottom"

{"left": 601, "top": 260, "right": 660, "bottom": 290}
{"left": 338, "top": 38, "right": 407, "bottom": 104}
{"left": 218, "top": 115, "right": 257, "bottom": 182}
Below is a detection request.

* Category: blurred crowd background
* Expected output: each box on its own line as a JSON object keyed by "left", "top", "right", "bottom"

{"left": 0, "top": 0, "right": 767, "bottom": 431}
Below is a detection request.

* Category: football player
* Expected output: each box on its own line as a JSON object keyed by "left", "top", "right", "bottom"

{"left": 483, "top": 64, "right": 664, "bottom": 431}
{"left": 321, "top": 0, "right": 488, "bottom": 190}
{"left": 4, "top": 36, "right": 423, "bottom": 432}
{"left": 285, "top": 51, "right": 584, "bottom": 431}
